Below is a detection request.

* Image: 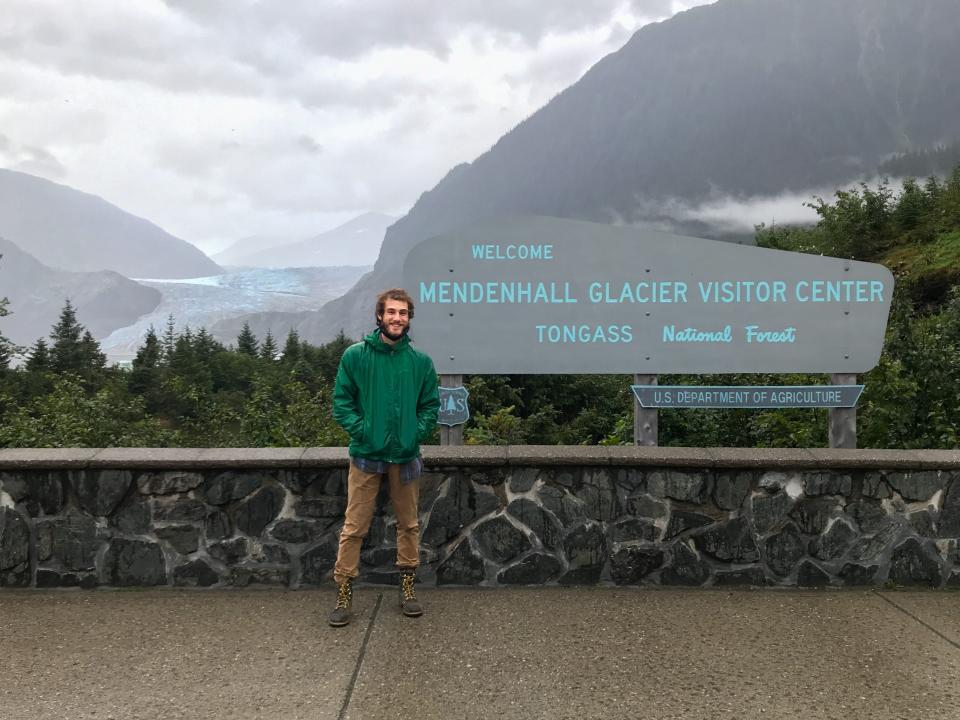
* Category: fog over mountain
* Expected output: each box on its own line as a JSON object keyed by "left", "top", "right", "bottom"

{"left": 0, "top": 237, "right": 161, "bottom": 347}
{"left": 270, "top": 0, "right": 960, "bottom": 343}
{"left": 0, "top": 168, "right": 221, "bottom": 279}
{"left": 216, "top": 212, "right": 397, "bottom": 269}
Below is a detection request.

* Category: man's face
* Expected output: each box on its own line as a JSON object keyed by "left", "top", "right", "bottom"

{"left": 379, "top": 298, "right": 410, "bottom": 340}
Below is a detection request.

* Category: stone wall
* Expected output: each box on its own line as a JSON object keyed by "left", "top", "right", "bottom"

{"left": 2, "top": 447, "right": 960, "bottom": 589}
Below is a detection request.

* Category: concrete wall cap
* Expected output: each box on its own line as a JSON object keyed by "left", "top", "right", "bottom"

{"left": 710, "top": 447, "right": 820, "bottom": 468}
{"left": 423, "top": 445, "right": 508, "bottom": 466}
{"left": 301, "top": 447, "right": 350, "bottom": 467}
{"left": 0, "top": 448, "right": 99, "bottom": 469}
{"left": 507, "top": 445, "right": 612, "bottom": 465}
{"left": 89, "top": 448, "right": 206, "bottom": 469}
{"left": 1, "top": 447, "right": 957, "bottom": 471}
{"left": 605, "top": 446, "right": 716, "bottom": 467}
{"left": 806, "top": 448, "right": 960, "bottom": 469}
{"left": 194, "top": 448, "right": 305, "bottom": 468}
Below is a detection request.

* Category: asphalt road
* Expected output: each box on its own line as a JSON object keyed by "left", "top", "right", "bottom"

{"left": 2, "top": 587, "right": 959, "bottom": 720}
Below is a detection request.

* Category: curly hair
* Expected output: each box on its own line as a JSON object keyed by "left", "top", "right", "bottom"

{"left": 375, "top": 288, "right": 415, "bottom": 324}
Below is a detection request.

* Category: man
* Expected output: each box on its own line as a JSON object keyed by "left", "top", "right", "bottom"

{"left": 328, "top": 288, "right": 439, "bottom": 627}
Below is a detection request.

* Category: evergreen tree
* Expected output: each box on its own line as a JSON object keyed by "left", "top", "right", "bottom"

{"left": 162, "top": 315, "right": 177, "bottom": 364}
{"left": 79, "top": 330, "right": 107, "bottom": 372}
{"left": 0, "top": 295, "right": 15, "bottom": 370}
{"left": 25, "top": 338, "right": 50, "bottom": 372}
{"left": 193, "top": 328, "right": 222, "bottom": 363}
{"left": 281, "top": 329, "right": 301, "bottom": 365}
{"left": 315, "top": 330, "right": 353, "bottom": 383}
{"left": 237, "top": 322, "right": 258, "bottom": 356}
{"left": 130, "top": 327, "right": 162, "bottom": 405}
{"left": 49, "top": 300, "right": 85, "bottom": 373}
{"left": 260, "top": 330, "right": 278, "bottom": 362}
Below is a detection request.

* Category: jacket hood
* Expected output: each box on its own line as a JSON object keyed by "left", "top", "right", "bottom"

{"left": 363, "top": 329, "right": 411, "bottom": 353}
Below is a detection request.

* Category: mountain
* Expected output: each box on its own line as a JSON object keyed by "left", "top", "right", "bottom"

{"left": 0, "top": 237, "right": 161, "bottom": 347}
{"left": 217, "top": 212, "right": 397, "bottom": 268}
{"left": 288, "top": 0, "right": 960, "bottom": 343}
{"left": 0, "top": 168, "right": 221, "bottom": 279}
{"left": 212, "top": 234, "right": 291, "bottom": 266}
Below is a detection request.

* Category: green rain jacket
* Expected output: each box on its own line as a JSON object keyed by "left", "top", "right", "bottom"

{"left": 332, "top": 330, "right": 440, "bottom": 463}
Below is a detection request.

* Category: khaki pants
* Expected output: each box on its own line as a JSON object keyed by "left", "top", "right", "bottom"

{"left": 333, "top": 462, "right": 420, "bottom": 584}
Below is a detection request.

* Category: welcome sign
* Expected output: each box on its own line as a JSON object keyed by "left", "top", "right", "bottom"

{"left": 403, "top": 216, "right": 894, "bottom": 375}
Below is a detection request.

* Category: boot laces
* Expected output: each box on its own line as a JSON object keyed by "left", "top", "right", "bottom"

{"left": 335, "top": 580, "right": 353, "bottom": 609}
{"left": 400, "top": 572, "right": 417, "bottom": 601}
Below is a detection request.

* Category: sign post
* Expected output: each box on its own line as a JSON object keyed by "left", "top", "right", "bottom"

{"left": 634, "top": 374, "right": 658, "bottom": 446}
{"left": 828, "top": 373, "right": 857, "bottom": 448}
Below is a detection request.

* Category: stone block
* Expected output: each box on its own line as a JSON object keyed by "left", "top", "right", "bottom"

{"left": 713, "top": 471, "right": 752, "bottom": 510}
{"left": 888, "top": 538, "right": 943, "bottom": 587}
{"left": 137, "top": 472, "right": 203, "bottom": 495}
{"left": 235, "top": 485, "right": 285, "bottom": 537}
{"left": 659, "top": 543, "right": 710, "bottom": 586}
{"left": 625, "top": 493, "right": 667, "bottom": 519}
{"left": 607, "top": 518, "right": 657, "bottom": 544}
{"left": 714, "top": 568, "right": 769, "bottom": 586}
{"left": 801, "top": 472, "right": 851, "bottom": 497}
{"left": 36, "top": 513, "right": 99, "bottom": 571}
{"left": 937, "top": 475, "right": 960, "bottom": 537}
{"left": 473, "top": 515, "right": 531, "bottom": 564}
{"left": 152, "top": 496, "right": 207, "bottom": 524}
{"left": 497, "top": 553, "right": 564, "bottom": 585}
{"left": 436, "top": 539, "right": 486, "bottom": 585}
{"left": 646, "top": 470, "right": 709, "bottom": 503}
{"left": 608, "top": 545, "right": 662, "bottom": 586}
{"left": 811, "top": 519, "right": 857, "bottom": 561}
{"left": 0, "top": 507, "right": 30, "bottom": 571}
{"left": 174, "top": 559, "right": 220, "bottom": 587}
{"left": 155, "top": 525, "right": 200, "bottom": 554}
{"left": 298, "top": 534, "right": 339, "bottom": 585}
{"left": 102, "top": 538, "right": 166, "bottom": 586}
{"left": 560, "top": 523, "right": 607, "bottom": 585}
{"left": 663, "top": 510, "right": 715, "bottom": 540}
{"left": 789, "top": 497, "right": 838, "bottom": 535}
{"left": 204, "top": 472, "right": 263, "bottom": 505}
{"left": 0, "top": 471, "right": 65, "bottom": 516}
{"left": 796, "top": 561, "right": 831, "bottom": 587}
{"left": 765, "top": 522, "right": 806, "bottom": 576}
{"left": 507, "top": 498, "right": 563, "bottom": 551}
{"left": 422, "top": 477, "right": 499, "bottom": 547}
{"left": 885, "top": 471, "right": 945, "bottom": 502}
{"left": 693, "top": 518, "right": 758, "bottom": 563}
{"left": 838, "top": 563, "right": 879, "bottom": 586}
{"left": 73, "top": 469, "right": 133, "bottom": 516}
{"left": 208, "top": 536, "right": 248, "bottom": 565}
{"left": 270, "top": 519, "right": 322, "bottom": 544}
{"left": 751, "top": 492, "right": 793, "bottom": 534}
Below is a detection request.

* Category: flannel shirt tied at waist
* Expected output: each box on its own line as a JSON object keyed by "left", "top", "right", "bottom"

{"left": 350, "top": 455, "right": 423, "bottom": 484}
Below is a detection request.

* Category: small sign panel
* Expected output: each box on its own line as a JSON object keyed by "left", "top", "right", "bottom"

{"left": 631, "top": 385, "right": 865, "bottom": 409}
{"left": 438, "top": 386, "right": 470, "bottom": 426}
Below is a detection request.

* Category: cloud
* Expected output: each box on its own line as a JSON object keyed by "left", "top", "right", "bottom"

{"left": 666, "top": 191, "right": 822, "bottom": 231}
{"left": 162, "top": 0, "right": 693, "bottom": 61}
{"left": 0, "top": 134, "right": 66, "bottom": 179}
{"left": 0, "top": 0, "right": 712, "bottom": 251}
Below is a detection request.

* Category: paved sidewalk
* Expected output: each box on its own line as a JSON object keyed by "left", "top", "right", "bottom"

{"left": 2, "top": 587, "right": 959, "bottom": 720}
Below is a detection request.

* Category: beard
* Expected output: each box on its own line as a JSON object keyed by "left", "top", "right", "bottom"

{"left": 380, "top": 322, "right": 408, "bottom": 341}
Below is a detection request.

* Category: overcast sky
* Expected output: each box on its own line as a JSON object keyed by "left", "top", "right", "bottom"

{"left": 0, "top": 0, "right": 710, "bottom": 255}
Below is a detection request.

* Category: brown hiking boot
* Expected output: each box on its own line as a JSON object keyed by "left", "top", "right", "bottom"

{"left": 328, "top": 578, "right": 353, "bottom": 627}
{"left": 399, "top": 569, "right": 423, "bottom": 617}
